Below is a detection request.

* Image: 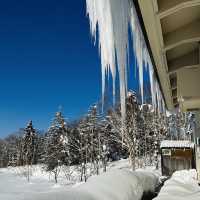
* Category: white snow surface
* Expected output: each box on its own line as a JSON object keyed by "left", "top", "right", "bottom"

{"left": 0, "top": 165, "right": 78, "bottom": 200}
{"left": 154, "top": 169, "right": 200, "bottom": 200}
{"left": 27, "top": 169, "right": 159, "bottom": 200}
{"left": 0, "top": 159, "right": 160, "bottom": 200}
{"left": 160, "top": 140, "right": 195, "bottom": 148}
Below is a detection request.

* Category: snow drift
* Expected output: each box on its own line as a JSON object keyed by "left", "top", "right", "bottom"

{"left": 27, "top": 169, "right": 159, "bottom": 200}
{"left": 154, "top": 170, "right": 200, "bottom": 200}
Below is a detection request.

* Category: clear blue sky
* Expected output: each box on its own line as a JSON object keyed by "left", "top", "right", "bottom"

{"left": 0, "top": 0, "right": 102, "bottom": 137}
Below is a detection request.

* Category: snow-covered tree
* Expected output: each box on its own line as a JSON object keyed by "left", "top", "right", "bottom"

{"left": 44, "top": 111, "right": 69, "bottom": 183}
{"left": 107, "top": 91, "right": 140, "bottom": 170}
{"left": 77, "top": 105, "right": 100, "bottom": 181}
{"left": 86, "top": 105, "right": 102, "bottom": 175}
{"left": 6, "top": 132, "right": 23, "bottom": 167}
{"left": 167, "top": 111, "right": 186, "bottom": 140}
{"left": 75, "top": 104, "right": 110, "bottom": 181}
{"left": 0, "top": 139, "right": 8, "bottom": 168}
{"left": 140, "top": 104, "right": 155, "bottom": 166}
{"left": 22, "top": 121, "right": 37, "bottom": 165}
{"left": 36, "top": 133, "right": 46, "bottom": 164}
{"left": 22, "top": 121, "right": 37, "bottom": 181}
{"left": 77, "top": 117, "right": 89, "bottom": 182}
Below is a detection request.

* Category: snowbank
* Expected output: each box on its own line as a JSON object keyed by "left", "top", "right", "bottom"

{"left": 0, "top": 160, "right": 160, "bottom": 200}
{"left": 154, "top": 170, "right": 200, "bottom": 200}
{"left": 27, "top": 169, "right": 159, "bottom": 200}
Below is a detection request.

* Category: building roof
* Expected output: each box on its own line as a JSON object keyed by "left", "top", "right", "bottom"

{"left": 160, "top": 140, "right": 195, "bottom": 148}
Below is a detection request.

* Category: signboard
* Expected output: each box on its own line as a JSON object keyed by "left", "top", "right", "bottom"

{"left": 162, "top": 149, "right": 171, "bottom": 156}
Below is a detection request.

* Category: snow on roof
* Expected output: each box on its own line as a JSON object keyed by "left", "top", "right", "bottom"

{"left": 160, "top": 140, "right": 195, "bottom": 148}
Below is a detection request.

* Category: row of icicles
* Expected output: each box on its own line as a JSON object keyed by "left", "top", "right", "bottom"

{"left": 86, "top": 0, "right": 166, "bottom": 123}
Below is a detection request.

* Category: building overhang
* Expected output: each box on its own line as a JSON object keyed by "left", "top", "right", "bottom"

{"left": 137, "top": 0, "right": 200, "bottom": 111}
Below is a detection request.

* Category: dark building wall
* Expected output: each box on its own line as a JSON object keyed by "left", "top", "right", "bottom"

{"left": 161, "top": 147, "right": 195, "bottom": 176}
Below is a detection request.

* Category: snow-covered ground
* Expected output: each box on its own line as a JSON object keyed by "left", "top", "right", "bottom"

{"left": 154, "top": 169, "right": 200, "bottom": 200}
{"left": 27, "top": 169, "right": 159, "bottom": 200}
{"left": 0, "top": 159, "right": 160, "bottom": 200}
{"left": 3, "top": 164, "right": 199, "bottom": 200}
{"left": 0, "top": 166, "right": 73, "bottom": 200}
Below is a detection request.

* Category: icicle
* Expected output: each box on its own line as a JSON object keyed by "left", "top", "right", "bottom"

{"left": 86, "top": 0, "right": 130, "bottom": 126}
{"left": 149, "top": 62, "right": 156, "bottom": 110}
{"left": 129, "top": 4, "right": 153, "bottom": 106}
{"left": 86, "top": 0, "right": 116, "bottom": 110}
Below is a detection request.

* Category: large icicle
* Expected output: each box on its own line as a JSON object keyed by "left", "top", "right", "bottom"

{"left": 149, "top": 62, "right": 156, "bottom": 110}
{"left": 86, "top": 0, "right": 116, "bottom": 108}
{"left": 86, "top": 0, "right": 130, "bottom": 124}
{"left": 86, "top": 0, "right": 166, "bottom": 121}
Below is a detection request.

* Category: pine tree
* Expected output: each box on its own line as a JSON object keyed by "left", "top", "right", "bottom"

{"left": 87, "top": 105, "right": 101, "bottom": 175}
{"left": 22, "top": 121, "right": 37, "bottom": 181}
{"left": 77, "top": 117, "right": 89, "bottom": 182}
{"left": 36, "top": 133, "right": 46, "bottom": 164}
{"left": 76, "top": 104, "right": 107, "bottom": 181}
{"left": 22, "top": 121, "right": 37, "bottom": 165}
{"left": 0, "top": 140, "right": 8, "bottom": 168}
{"left": 44, "top": 111, "right": 69, "bottom": 183}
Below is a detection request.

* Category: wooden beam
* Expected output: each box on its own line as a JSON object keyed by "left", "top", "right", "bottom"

{"left": 168, "top": 49, "right": 199, "bottom": 74}
{"left": 164, "top": 20, "right": 200, "bottom": 51}
{"left": 158, "top": 0, "right": 200, "bottom": 19}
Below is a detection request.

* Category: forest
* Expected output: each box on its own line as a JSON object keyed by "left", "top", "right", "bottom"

{"left": 0, "top": 91, "right": 192, "bottom": 183}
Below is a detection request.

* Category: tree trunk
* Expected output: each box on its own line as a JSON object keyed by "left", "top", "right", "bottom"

{"left": 54, "top": 169, "right": 58, "bottom": 184}
{"left": 129, "top": 146, "right": 135, "bottom": 171}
